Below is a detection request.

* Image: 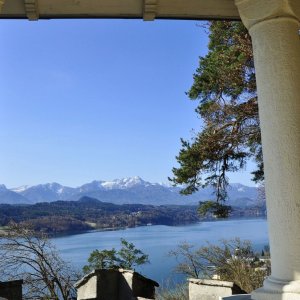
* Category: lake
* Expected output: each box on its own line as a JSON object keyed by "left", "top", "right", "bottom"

{"left": 52, "top": 218, "right": 269, "bottom": 286}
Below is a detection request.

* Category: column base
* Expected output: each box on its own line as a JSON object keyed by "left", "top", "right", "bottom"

{"left": 251, "top": 277, "right": 300, "bottom": 300}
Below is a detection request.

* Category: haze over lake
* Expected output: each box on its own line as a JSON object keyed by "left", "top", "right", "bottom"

{"left": 53, "top": 218, "right": 269, "bottom": 285}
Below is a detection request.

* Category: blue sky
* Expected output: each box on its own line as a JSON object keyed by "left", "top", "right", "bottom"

{"left": 0, "top": 19, "right": 255, "bottom": 188}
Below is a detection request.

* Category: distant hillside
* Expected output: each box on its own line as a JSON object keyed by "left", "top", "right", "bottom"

{"left": 1, "top": 177, "right": 259, "bottom": 207}
{"left": 0, "top": 197, "right": 200, "bottom": 235}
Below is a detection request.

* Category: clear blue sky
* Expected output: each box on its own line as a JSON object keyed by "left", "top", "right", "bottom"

{"left": 0, "top": 19, "right": 255, "bottom": 188}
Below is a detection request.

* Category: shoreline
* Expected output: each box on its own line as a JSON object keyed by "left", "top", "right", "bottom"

{"left": 51, "top": 215, "right": 267, "bottom": 238}
{"left": 0, "top": 215, "right": 267, "bottom": 238}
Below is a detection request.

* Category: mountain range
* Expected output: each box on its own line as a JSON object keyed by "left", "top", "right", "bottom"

{"left": 1, "top": 176, "right": 259, "bottom": 207}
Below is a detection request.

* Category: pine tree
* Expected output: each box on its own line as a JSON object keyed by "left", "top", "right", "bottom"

{"left": 169, "top": 21, "right": 263, "bottom": 216}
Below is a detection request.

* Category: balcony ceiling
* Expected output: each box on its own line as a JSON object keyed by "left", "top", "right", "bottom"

{"left": 0, "top": 0, "right": 240, "bottom": 21}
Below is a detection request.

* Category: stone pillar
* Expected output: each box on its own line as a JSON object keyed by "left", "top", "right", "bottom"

{"left": 234, "top": 1, "right": 300, "bottom": 299}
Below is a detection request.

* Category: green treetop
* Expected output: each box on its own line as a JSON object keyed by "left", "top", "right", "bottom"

{"left": 83, "top": 238, "right": 149, "bottom": 274}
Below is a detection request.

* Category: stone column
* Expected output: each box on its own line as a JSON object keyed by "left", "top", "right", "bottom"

{"left": 234, "top": 1, "right": 300, "bottom": 299}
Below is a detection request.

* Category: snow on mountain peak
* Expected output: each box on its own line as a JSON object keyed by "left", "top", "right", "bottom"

{"left": 101, "top": 181, "right": 118, "bottom": 189}
{"left": 78, "top": 180, "right": 104, "bottom": 193}
{"left": 35, "top": 182, "right": 64, "bottom": 192}
{"left": 100, "top": 176, "right": 147, "bottom": 189}
{"left": 2, "top": 178, "right": 258, "bottom": 206}
{"left": 159, "top": 181, "right": 172, "bottom": 188}
{"left": 11, "top": 185, "right": 31, "bottom": 193}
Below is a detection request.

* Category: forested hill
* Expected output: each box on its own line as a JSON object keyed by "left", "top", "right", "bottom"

{"left": 0, "top": 197, "right": 200, "bottom": 235}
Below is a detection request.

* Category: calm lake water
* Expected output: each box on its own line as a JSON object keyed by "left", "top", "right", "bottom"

{"left": 52, "top": 218, "right": 269, "bottom": 285}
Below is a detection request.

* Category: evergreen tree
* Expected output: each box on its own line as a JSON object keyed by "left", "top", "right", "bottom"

{"left": 170, "top": 21, "right": 263, "bottom": 216}
{"left": 118, "top": 238, "right": 150, "bottom": 269}
{"left": 83, "top": 238, "right": 149, "bottom": 274}
{"left": 83, "top": 249, "right": 119, "bottom": 273}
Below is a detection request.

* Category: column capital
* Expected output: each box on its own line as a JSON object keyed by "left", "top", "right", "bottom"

{"left": 235, "top": 0, "right": 300, "bottom": 29}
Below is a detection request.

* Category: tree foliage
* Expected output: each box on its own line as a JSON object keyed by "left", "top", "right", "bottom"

{"left": 83, "top": 249, "right": 119, "bottom": 273}
{"left": 169, "top": 21, "right": 263, "bottom": 215}
{"left": 83, "top": 238, "right": 149, "bottom": 274}
{"left": 117, "top": 238, "right": 150, "bottom": 269}
{"left": 0, "top": 200, "right": 199, "bottom": 234}
{"left": 198, "top": 201, "right": 232, "bottom": 218}
{"left": 169, "top": 238, "right": 270, "bottom": 293}
{"left": 0, "top": 222, "right": 79, "bottom": 300}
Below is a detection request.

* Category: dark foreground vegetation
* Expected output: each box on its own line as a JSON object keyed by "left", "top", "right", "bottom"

{"left": 0, "top": 196, "right": 200, "bottom": 235}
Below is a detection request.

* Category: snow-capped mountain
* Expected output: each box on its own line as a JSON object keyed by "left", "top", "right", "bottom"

{"left": 10, "top": 185, "right": 31, "bottom": 193}
{"left": 78, "top": 180, "right": 105, "bottom": 193}
{"left": 1, "top": 177, "right": 260, "bottom": 207}
{"left": 0, "top": 184, "right": 32, "bottom": 204}
{"left": 100, "top": 176, "right": 151, "bottom": 189}
{"left": 18, "top": 183, "right": 76, "bottom": 203}
{"left": 78, "top": 176, "right": 151, "bottom": 192}
{"left": 227, "top": 183, "right": 259, "bottom": 205}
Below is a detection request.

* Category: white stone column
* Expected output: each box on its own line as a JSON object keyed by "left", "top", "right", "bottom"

{"left": 235, "top": 1, "right": 300, "bottom": 299}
